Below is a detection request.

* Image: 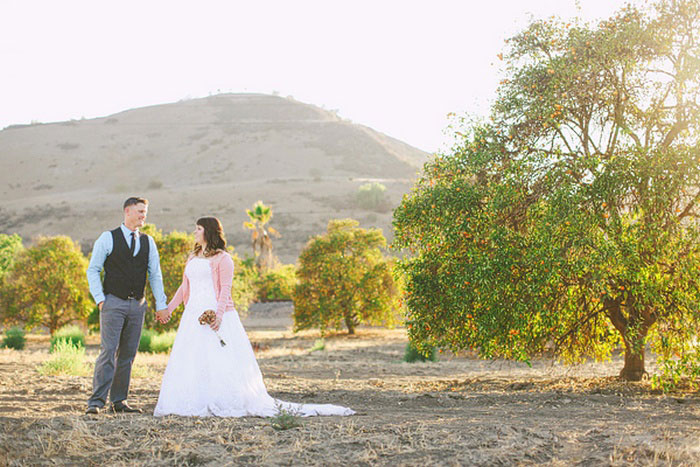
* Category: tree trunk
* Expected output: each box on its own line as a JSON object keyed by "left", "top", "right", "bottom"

{"left": 605, "top": 296, "right": 652, "bottom": 382}
{"left": 344, "top": 315, "right": 356, "bottom": 335}
{"left": 620, "top": 338, "right": 646, "bottom": 381}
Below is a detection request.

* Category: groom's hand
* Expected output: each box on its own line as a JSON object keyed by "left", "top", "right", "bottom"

{"left": 98, "top": 301, "right": 104, "bottom": 311}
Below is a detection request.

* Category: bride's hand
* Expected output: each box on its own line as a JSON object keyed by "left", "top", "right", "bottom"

{"left": 211, "top": 314, "right": 222, "bottom": 332}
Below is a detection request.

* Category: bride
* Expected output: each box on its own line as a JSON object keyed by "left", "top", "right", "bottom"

{"left": 153, "top": 217, "right": 354, "bottom": 417}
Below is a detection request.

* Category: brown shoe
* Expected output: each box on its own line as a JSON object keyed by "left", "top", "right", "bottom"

{"left": 85, "top": 406, "right": 101, "bottom": 415}
{"left": 111, "top": 401, "right": 143, "bottom": 414}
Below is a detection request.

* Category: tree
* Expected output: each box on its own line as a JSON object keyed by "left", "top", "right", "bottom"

{"left": 1, "top": 236, "right": 92, "bottom": 334}
{"left": 141, "top": 225, "right": 193, "bottom": 331}
{"left": 243, "top": 200, "right": 281, "bottom": 271}
{"left": 392, "top": 0, "right": 700, "bottom": 381}
{"left": 294, "top": 219, "right": 400, "bottom": 335}
{"left": 0, "top": 234, "right": 23, "bottom": 324}
{"left": 0, "top": 234, "right": 23, "bottom": 278}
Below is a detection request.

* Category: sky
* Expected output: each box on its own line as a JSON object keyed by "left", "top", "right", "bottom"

{"left": 0, "top": 0, "right": 627, "bottom": 154}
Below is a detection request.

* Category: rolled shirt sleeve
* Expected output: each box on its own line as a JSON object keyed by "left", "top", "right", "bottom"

{"left": 86, "top": 231, "right": 112, "bottom": 305}
{"left": 147, "top": 235, "right": 168, "bottom": 310}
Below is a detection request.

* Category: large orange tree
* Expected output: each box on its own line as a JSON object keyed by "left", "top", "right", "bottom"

{"left": 393, "top": 0, "right": 700, "bottom": 382}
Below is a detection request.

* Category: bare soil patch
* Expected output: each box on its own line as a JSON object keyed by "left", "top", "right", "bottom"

{"left": 1, "top": 306, "right": 698, "bottom": 465}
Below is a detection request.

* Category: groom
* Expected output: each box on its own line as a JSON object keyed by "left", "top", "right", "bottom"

{"left": 85, "top": 197, "right": 170, "bottom": 414}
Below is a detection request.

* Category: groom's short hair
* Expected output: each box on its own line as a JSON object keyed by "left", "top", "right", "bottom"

{"left": 123, "top": 197, "right": 149, "bottom": 209}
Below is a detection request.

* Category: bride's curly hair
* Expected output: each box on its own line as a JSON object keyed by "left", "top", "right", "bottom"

{"left": 193, "top": 217, "right": 227, "bottom": 257}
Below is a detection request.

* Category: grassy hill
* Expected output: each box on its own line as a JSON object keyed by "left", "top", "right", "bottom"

{"left": 0, "top": 93, "right": 429, "bottom": 262}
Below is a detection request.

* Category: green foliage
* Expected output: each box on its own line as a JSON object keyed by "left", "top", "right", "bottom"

{"left": 243, "top": 201, "right": 281, "bottom": 271}
{"left": 294, "top": 219, "right": 401, "bottom": 335}
{"left": 137, "top": 329, "right": 175, "bottom": 353}
{"left": 38, "top": 339, "right": 88, "bottom": 376}
{"left": 231, "top": 256, "right": 258, "bottom": 315}
{"left": 256, "top": 264, "right": 297, "bottom": 302}
{"left": 0, "top": 236, "right": 92, "bottom": 334}
{"left": 139, "top": 328, "right": 156, "bottom": 353}
{"left": 270, "top": 403, "right": 303, "bottom": 431}
{"left": 651, "top": 340, "right": 700, "bottom": 392}
{"left": 87, "top": 305, "right": 100, "bottom": 333}
{"left": 356, "top": 182, "right": 388, "bottom": 211}
{"left": 310, "top": 338, "right": 325, "bottom": 352}
{"left": 0, "top": 234, "right": 23, "bottom": 278}
{"left": 245, "top": 200, "right": 273, "bottom": 226}
{"left": 50, "top": 324, "right": 85, "bottom": 352}
{"left": 403, "top": 342, "right": 438, "bottom": 363}
{"left": 392, "top": 0, "right": 700, "bottom": 382}
{"left": 141, "top": 225, "right": 193, "bottom": 332}
{"left": 1, "top": 326, "right": 26, "bottom": 350}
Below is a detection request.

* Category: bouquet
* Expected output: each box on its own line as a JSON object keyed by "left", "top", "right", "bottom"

{"left": 198, "top": 309, "right": 226, "bottom": 347}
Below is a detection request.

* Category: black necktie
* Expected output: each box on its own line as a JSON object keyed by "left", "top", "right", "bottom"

{"left": 130, "top": 232, "right": 136, "bottom": 257}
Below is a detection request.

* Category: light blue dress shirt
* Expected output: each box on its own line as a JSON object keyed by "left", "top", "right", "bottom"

{"left": 86, "top": 224, "right": 167, "bottom": 310}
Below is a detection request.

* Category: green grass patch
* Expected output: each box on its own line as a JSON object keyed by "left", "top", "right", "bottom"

{"left": 310, "top": 338, "right": 325, "bottom": 352}
{"left": 50, "top": 324, "right": 85, "bottom": 352}
{"left": 270, "top": 403, "right": 303, "bottom": 431}
{"left": 139, "top": 328, "right": 157, "bottom": 352}
{"left": 148, "top": 331, "right": 176, "bottom": 353}
{"left": 138, "top": 329, "right": 175, "bottom": 353}
{"left": 39, "top": 339, "right": 88, "bottom": 376}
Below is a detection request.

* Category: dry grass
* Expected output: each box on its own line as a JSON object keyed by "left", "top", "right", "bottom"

{"left": 1, "top": 327, "right": 699, "bottom": 466}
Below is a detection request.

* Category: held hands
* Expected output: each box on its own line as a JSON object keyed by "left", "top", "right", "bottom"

{"left": 155, "top": 309, "right": 171, "bottom": 324}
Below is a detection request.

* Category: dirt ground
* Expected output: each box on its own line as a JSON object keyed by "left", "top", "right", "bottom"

{"left": 1, "top": 303, "right": 699, "bottom": 466}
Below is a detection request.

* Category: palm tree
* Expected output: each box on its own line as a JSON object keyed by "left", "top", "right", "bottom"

{"left": 243, "top": 200, "right": 281, "bottom": 271}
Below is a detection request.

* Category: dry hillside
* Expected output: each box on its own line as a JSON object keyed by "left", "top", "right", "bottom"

{"left": 0, "top": 94, "right": 429, "bottom": 262}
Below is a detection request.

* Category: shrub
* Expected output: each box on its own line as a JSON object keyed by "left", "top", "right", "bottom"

{"left": 403, "top": 342, "right": 437, "bottom": 363}
{"left": 256, "top": 264, "right": 297, "bottom": 302}
{"left": 231, "top": 256, "right": 258, "bottom": 316}
{"left": 139, "top": 328, "right": 157, "bottom": 353}
{"left": 270, "top": 403, "right": 303, "bottom": 431}
{"left": 50, "top": 325, "right": 85, "bottom": 352}
{"left": 310, "top": 338, "right": 325, "bottom": 352}
{"left": 1, "top": 326, "right": 26, "bottom": 350}
{"left": 356, "top": 182, "right": 387, "bottom": 211}
{"left": 39, "top": 339, "right": 88, "bottom": 376}
{"left": 149, "top": 331, "right": 176, "bottom": 353}
{"left": 652, "top": 344, "right": 700, "bottom": 393}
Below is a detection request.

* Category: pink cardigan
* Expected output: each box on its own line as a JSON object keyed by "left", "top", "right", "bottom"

{"left": 167, "top": 251, "right": 237, "bottom": 319}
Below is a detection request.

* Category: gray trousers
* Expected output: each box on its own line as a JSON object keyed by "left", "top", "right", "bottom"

{"left": 88, "top": 294, "right": 146, "bottom": 408}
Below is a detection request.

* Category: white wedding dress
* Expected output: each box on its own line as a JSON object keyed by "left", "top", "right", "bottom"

{"left": 154, "top": 257, "right": 355, "bottom": 417}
